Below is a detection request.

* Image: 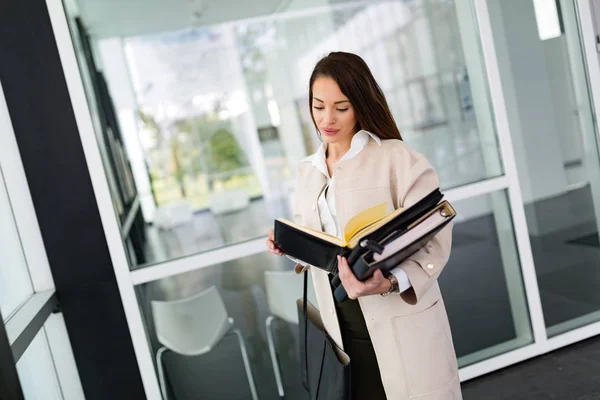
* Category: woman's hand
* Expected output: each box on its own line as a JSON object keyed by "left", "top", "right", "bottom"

{"left": 266, "top": 228, "right": 284, "bottom": 256}
{"left": 337, "top": 255, "right": 391, "bottom": 299}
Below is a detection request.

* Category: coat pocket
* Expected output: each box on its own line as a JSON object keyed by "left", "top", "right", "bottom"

{"left": 391, "top": 300, "right": 458, "bottom": 398}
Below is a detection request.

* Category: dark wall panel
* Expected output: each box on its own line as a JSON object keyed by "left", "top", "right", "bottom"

{"left": 0, "top": 1, "right": 145, "bottom": 398}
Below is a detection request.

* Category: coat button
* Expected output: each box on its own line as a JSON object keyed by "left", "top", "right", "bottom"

{"left": 312, "top": 204, "right": 317, "bottom": 211}
{"left": 337, "top": 166, "right": 342, "bottom": 170}
{"left": 427, "top": 263, "right": 434, "bottom": 269}
{"left": 329, "top": 308, "right": 334, "bottom": 314}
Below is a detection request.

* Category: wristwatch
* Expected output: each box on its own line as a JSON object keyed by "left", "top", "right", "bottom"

{"left": 380, "top": 273, "right": 399, "bottom": 297}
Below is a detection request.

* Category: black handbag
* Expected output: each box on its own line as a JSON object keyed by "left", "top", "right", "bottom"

{"left": 297, "top": 271, "right": 351, "bottom": 400}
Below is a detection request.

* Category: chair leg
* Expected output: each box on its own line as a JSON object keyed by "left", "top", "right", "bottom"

{"left": 231, "top": 328, "right": 259, "bottom": 400}
{"left": 266, "top": 316, "right": 284, "bottom": 399}
{"left": 156, "top": 347, "right": 170, "bottom": 400}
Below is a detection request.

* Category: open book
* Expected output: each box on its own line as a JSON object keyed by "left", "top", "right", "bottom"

{"left": 274, "top": 189, "right": 455, "bottom": 276}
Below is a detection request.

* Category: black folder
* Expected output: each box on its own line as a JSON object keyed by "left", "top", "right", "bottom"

{"left": 274, "top": 189, "right": 455, "bottom": 302}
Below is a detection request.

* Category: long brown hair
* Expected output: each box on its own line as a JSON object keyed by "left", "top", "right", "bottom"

{"left": 309, "top": 51, "right": 402, "bottom": 141}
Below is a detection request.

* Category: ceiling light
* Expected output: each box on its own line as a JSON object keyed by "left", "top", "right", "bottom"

{"left": 533, "top": 0, "right": 563, "bottom": 41}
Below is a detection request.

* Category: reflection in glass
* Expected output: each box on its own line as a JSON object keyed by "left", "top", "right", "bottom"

{"left": 136, "top": 252, "right": 299, "bottom": 399}
{"left": 488, "top": 0, "right": 600, "bottom": 336}
{"left": 136, "top": 190, "right": 532, "bottom": 397}
{"left": 65, "top": 0, "right": 503, "bottom": 270}
{"left": 440, "top": 190, "right": 533, "bottom": 367}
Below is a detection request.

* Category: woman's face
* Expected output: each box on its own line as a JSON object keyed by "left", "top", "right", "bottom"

{"left": 311, "top": 76, "right": 357, "bottom": 146}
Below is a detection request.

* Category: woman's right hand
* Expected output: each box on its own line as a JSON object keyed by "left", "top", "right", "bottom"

{"left": 266, "top": 228, "right": 284, "bottom": 256}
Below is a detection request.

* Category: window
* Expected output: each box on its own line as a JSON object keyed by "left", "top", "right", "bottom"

{"left": 0, "top": 167, "right": 33, "bottom": 320}
{"left": 0, "top": 81, "right": 83, "bottom": 400}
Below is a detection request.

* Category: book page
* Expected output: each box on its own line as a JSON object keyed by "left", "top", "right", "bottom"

{"left": 346, "top": 206, "right": 408, "bottom": 248}
{"left": 343, "top": 202, "right": 389, "bottom": 244}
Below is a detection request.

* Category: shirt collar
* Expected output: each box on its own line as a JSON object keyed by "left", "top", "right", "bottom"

{"left": 303, "top": 130, "right": 381, "bottom": 177}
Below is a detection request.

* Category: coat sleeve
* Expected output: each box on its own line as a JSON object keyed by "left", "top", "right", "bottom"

{"left": 395, "top": 155, "right": 453, "bottom": 304}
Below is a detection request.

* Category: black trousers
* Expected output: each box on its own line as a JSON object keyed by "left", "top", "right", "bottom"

{"left": 335, "top": 298, "right": 387, "bottom": 400}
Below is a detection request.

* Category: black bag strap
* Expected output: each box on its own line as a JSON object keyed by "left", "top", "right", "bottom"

{"left": 303, "top": 270, "right": 308, "bottom": 381}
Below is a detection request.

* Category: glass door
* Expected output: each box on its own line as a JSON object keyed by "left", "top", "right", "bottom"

{"left": 486, "top": 0, "right": 600, "bottom": 337}
{"left": 61, "top": 0, "right": 540, "bottom": 395}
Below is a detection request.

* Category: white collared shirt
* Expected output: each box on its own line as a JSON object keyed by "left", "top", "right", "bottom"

{"left": 307, "top": 130, "right": 411, "bottom": 294}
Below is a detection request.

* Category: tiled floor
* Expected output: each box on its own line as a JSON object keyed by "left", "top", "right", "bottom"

{"left": 462, "top": 335, "right": 600, "bottom": 400}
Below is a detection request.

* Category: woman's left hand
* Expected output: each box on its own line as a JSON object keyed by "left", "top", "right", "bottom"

{"left": 337, "top": 255, "right": 391, "bottom": 299}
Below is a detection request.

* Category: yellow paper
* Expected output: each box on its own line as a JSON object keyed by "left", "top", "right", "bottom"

{"left": 343, "top": 202, "right": 388, "bottom": 244}
{"left": 276, "top": 202, "right": 407, "bottom": 250}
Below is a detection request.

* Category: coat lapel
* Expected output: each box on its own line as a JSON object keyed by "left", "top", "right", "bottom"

{"left": 298, "top": 174, "right": 345, "bottom": 349}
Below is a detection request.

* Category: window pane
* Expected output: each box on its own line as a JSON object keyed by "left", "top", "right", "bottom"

{"left": 0, "top": 166, "right": 33, "bottom": 320}
{"left": 488, "top": 0, "right": 600, "bottom": 336}
{"left": 135, "top": 253, "right": 298, "bottom": 399}
{"left": 441, "top": 190, "right": 533, "bottom": 367}
{"left": 135, "top": 189, "right": 533, "bottom": 397}
{"left": 16, "top": 327, "right": 63, "bottom": 400}
{"left": 65, "top": 0, "right": 503, "bottom": 270}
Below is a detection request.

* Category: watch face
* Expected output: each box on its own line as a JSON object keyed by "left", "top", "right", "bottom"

{"left": 381, "top": 275, "right": 398, "bottom": 296}
{"left": 389, "top": 275, "right": 399, "bottom": 294}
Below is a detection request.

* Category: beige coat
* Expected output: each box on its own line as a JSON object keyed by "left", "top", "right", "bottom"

{"left": 292, "top": 137, "right": 462, "bottom": 399}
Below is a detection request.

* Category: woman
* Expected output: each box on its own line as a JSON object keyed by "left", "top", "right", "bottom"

{"left": 267, "top": 52, "right": 461, "bottom": 399}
